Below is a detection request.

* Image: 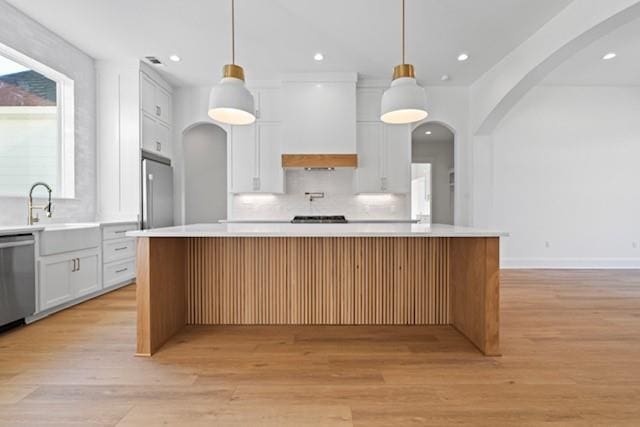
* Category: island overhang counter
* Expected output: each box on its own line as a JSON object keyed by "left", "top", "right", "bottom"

{"left": 127, "top": 223, "right": 508, "bottom": 357}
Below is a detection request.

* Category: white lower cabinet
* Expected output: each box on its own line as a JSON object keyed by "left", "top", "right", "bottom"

{"left": 101, "top": 223, "right": 137, "bottom": 290}
{"left": 73, "top": 253, "right": 100, "bottom": 297}
{"left": 39, "top": 248, "right": 100, "bottom": 311}
{"left": 39, "top": 257, "right": 73, "bottom": 311}
{"left": 103, "top": 259, "right": 136, "bottom": 289}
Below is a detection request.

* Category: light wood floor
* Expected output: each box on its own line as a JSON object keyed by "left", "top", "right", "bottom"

{"left": 1, "top": 270, "right": 639, "bottom": 426}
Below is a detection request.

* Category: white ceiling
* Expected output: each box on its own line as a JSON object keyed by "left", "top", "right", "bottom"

{"left": 6, "top": 0, "right": 572, "bottom": 87}
{"left": 543, "top": 16, "right": 640, "bottom": 86}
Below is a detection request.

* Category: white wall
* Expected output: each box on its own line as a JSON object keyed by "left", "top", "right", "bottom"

{"left": 488, "top": 85, "right": 640, "bottom": 268}
{"left": 183, "top": 123, "right": 227, "bottom": 223}
{"left": 0, "top": 1, "right": 96, "bottom": 225}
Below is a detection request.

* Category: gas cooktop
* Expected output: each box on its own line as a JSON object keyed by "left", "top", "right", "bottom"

{"left": 291, "top": 215, "right": 348, "bottom": 224}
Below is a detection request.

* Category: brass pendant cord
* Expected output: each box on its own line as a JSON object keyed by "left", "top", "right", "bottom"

{"left": 401, "top": 0, "right": 405, "bottom": 65}
{"left": 231, "top": 0, "right": 235, "bottom": 64}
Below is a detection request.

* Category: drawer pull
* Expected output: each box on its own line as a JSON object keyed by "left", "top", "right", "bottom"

{"left": 115, "top": 268, "right": 128, "bottom": 274}
{"left": 114, "top": 247, "right": 128, "bottom": 251}
{"left": 114, "top": 230, "right": 127, "bottom": 234}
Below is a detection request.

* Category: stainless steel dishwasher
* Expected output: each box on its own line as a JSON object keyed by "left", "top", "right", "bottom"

{"left": 0, "top": 234, "right": 36, "bottom": 329}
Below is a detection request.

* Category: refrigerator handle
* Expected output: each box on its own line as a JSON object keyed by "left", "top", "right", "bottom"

{"left": 147, "top": 173, "right": 154, "bottom": 229}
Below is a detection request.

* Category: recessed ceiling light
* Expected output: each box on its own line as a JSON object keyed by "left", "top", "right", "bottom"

{"left": 169, "top": 54, "right": 181, "bottom": 62}
{"left": 457, "top": 53, "right": 469, "bottom": 62}
{"left": 314, "top": 52, "right": 324, "bottom": 61}
{"left": 602, "top": 52, "right": 616, "bottom": 60}
{"left": 441, "top": 74, "right": 450, "bottom": 81}
{"left": 425, "top": 131, "right": 432, "bottom": 135}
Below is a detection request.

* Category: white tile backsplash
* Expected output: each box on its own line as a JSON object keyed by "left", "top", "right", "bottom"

{"left": 231, "top": 169, "right": 409, "bottom": 220}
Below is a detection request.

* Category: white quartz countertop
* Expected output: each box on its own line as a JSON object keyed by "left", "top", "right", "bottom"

{"left": 127, "top": 223, "right": 508, "bottom": 238}
{"left": 0, "top": 225, "right": 45, "bottom": 236}
{"left": 99, "top": 220, "right": 138, "bottom": 227}
{"left": 0, "top": 220, "right": 137, "bottom": 236}
{"left": 219, "top": 219, "right": 419, "bottom": 224}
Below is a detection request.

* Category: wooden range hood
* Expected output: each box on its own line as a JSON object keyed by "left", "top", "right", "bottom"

{"left": 281, "top": 154, "right": 358, "bottom": 169}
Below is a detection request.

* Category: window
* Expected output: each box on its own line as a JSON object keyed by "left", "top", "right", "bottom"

{"left": 0, "top": 43, "right": 74, "bottom": 198}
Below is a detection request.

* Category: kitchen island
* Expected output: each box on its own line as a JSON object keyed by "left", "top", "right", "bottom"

{"left": 128, "top": 223, "right": 507, "bottom": 356}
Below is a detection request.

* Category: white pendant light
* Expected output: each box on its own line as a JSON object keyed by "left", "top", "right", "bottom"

{"left": 381, "top": 0, "right": 428, "bottom": 124}
{"left": 208, "top": 0, "right": 256, "bottom": 125}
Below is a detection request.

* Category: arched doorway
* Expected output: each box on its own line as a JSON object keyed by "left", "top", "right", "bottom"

{"left": 182, "top": 123, "right": 227, "bottom": 224}
{"left": 411, "top": 122, "right": 455, "bottom": 224}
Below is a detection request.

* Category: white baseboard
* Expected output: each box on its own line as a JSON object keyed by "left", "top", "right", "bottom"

{"left": 501, "top": 257, "right": 640, "bottom": 269}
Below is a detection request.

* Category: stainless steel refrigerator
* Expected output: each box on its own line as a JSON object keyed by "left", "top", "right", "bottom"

{"left": 142, "top": 157, "right": 174, "bottom": 229}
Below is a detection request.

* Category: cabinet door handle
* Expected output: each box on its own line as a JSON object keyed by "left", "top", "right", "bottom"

{"left": 114, "top": 246, "right": 128, "bottom": 251}
{"left": 156, "top": 105, "right": 161, "bottom": 116}
{"left": 77, "top": 258, "right": 80, "bottom": 271}
{"left": 252, "top": 177, "right": 260, "bottom": 191}
{"left": 156, "top": 141, "right": 161, "bottom": 152}
{"left": 115, "top": 268, "right": 128, "bottom": 274}
{"left": 71, "top": 258, "right": 77, "bottom": 272}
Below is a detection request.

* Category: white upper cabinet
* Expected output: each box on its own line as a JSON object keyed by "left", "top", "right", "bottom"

{"left": 230, "top": 124, "right": 258, "bottom": 193}
{"left": 355, "top": 122, "right": 410, "bottom": 194}
{"left": 282, "top": 74, "right": 357, "bottom": 153}
{"left": 355, "top": 122, "right": 382, "bottom": 193}
{"left": 382, "top": 124, "right": 411, "bottom": 193}
{"left": 257, "top": 123, "right": 284, "bottom": 193}
{"left": 139, "top": 70, "right": 172, "bottom": 159}
{"left": 355, "top": 86, "right": 411, "bottom": 194}
{"left": 155, "top": 86, "right": 171, "bottom": 124}
{"left": 356, "top": 88, "right": 383, "bottom": 122}
{"left": 140, "top": 72, "right": 171, "bottom": 125}
{"left": 228, "top": 84, "right": 284, "bottom": 194}
{"left": 141, "top": 112, "right": 157, "bottom": 152}
{"left": 141, "top": 113, "right": 171, "bottom": 158}
{"left": 140, "top": 73, "right": 156, "bottom": 116}
{"left": 229, "top": 122, "right": 284, "bottom": 194}
{"left": 155, "top": 121, "right": 171, "bottom": 158}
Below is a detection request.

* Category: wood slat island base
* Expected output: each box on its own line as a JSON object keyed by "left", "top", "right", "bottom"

{"left": 134, "top": 233, "right": 501, "bottom": 357}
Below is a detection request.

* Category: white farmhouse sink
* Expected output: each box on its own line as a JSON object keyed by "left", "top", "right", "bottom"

{"left": 40, "top": 223, "right": 101, "bottom": 256}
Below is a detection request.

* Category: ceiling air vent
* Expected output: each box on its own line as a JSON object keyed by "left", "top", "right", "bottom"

{"left": 145, "top": 56, "right": 163, "bottom": 65}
